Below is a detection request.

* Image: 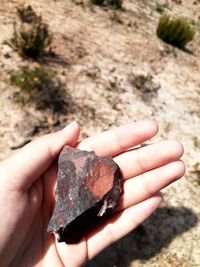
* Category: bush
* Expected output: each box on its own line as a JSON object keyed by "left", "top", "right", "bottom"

{"left": 91, "top": 0, "right": 104, "bottom": 5}
{"left": 10, "top": 7, "right": 52, "bottom": 59}
{"left": 154, "top": 3, "right": 166, "bottom": 14}
{"left": 156, "top": 15, "right": 195, "bottom": 48}
{"left": 10, "top": 66, "right": 54, "bottom": 94}
{"left": 91, "top": 0, "right": 123, "bottom": 9}
{"left": 10, "top": 66, "right": 67, "bottom": 112}
{"left": 17, "top": 5, "right": 38, "bottom": 23}
{"left": 108, "top": 0, "right": 123, "bottom": 8}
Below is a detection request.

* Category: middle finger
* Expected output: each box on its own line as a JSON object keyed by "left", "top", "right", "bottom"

{"left": 114, "top": 140, "right": 184, "bottom": 180}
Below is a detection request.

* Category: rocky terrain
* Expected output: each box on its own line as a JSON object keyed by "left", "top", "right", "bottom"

{"left": 0, "top": 0, "right": 200, "bottom": 266}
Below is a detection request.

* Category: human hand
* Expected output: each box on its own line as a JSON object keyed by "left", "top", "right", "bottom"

{"left": 0, "top": 121, "right": 185, "bottom": 267}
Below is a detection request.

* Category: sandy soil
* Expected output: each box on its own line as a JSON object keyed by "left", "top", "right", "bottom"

{"left": 0, "top": 0, "right": 200, "bottom": 266}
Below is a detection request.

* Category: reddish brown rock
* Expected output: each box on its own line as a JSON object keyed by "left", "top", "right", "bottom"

{"left": 47, "top": 146, "right": 123, "bottom": 243}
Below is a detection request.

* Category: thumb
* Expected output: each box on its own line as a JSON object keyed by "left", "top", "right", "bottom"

{"left": 0, "top": 121, "right": 80, "bottom": 191}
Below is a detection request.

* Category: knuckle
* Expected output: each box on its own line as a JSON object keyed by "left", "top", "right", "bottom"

{"left": 136, "top": 149, "right": 148, "bottom": 172}
{"left": 125, "top": 207, "right": 140, "bottom": 228}
{"left": 101, "top": 224, "right": 115, "bottom": 245}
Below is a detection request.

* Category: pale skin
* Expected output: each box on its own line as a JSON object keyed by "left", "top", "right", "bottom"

{"left": 0, "top": 121, "right": 185, "bottom": 267}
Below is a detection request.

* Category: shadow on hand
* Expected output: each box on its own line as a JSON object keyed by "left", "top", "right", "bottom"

{"left": 86, "top": 206, "right": 198, "bottom": 267}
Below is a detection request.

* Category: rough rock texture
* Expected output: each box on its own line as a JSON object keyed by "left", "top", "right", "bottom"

{"left": 47, "top": 146, "right": 123, "bottom": 243}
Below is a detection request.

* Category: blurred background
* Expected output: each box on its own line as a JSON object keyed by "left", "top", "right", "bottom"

{"left": 0, "top": 0, "right": 199, "bottom": 266}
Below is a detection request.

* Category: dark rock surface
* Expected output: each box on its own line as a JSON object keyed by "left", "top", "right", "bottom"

{"left": 47, "top": 146, "right": 123, "bottom": 243}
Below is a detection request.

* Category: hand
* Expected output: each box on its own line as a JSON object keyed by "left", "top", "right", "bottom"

{"left": 0, "top": 121, "right": 185, "bottom": 267}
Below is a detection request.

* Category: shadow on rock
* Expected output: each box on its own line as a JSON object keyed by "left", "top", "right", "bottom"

{"left": 86, "top": 207, "right": 198, "bottom": 267}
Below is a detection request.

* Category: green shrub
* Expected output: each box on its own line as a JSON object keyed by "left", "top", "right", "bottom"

{"left": 10, "top": 66, "right": 54, "bottom": 94}
{"left": 10, "top": 66, "right": 66, "bottom": 112}
{"left": 10, "top": 8, "right": 52, "bottom": 59}
{"left": 91, "top": 0, "right": 104, "bottom": 5}
{"left": 156, "top": 15, "right": 195, "bottom": 48}
{"left": 108, "top": 0, "right": 123, "bottom": 8}
{"left": 90, "top": 0, "right": 123, "bottom": 9}
{"left": 154, "top": 3, "right": 166, "bottom": 14}
{"left": 17, "top": 5, "right": 38, "bottom": 23}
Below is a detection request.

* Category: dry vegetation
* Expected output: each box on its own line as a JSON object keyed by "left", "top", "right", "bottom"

{"left": 0, "top": 0, "right": 200, "bottom": 266}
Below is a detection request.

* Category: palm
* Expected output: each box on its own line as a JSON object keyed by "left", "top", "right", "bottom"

{"left": 17, "top": 175, "right": 88, "bottom": 267}
{"left": 0, "top": 121, "right": 185, "bottom": 267}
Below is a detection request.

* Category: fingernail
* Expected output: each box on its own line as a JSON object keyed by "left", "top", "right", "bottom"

{"left": 62, "top": 121, "right": 78, "bottom": 132}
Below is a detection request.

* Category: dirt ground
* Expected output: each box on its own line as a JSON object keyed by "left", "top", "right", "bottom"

{"left": 0, "top": 0, "right": 200, "bottom": 266}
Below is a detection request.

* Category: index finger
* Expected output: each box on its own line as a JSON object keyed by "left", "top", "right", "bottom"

{"left": 78, "top": 121, "right": 158, "bottom": 157}
{"left": 0, "top": 122, "right": 80, "bottom": 191}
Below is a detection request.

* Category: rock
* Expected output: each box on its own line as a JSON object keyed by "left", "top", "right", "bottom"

{"left": 47, "top": 146, "right": 123, "bottom": 243}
